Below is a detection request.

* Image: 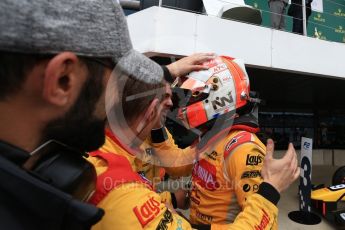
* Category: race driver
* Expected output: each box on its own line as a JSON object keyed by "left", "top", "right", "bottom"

{"left": 153, "top": 55, "right": 290, "bottom": 228}
{"left": 87, "top": 54, "right": 300, "bottom": 229}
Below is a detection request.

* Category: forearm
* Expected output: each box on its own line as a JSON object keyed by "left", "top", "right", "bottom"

{"left": 211, "top": 183, "right": 279, "bottom": 230}
{"left": 150, "top": 127, "right": 195, "bottom": 176}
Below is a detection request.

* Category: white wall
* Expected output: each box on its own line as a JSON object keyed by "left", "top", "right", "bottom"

{"left": 127, "top": 6, "right": 345, "bottom": 79}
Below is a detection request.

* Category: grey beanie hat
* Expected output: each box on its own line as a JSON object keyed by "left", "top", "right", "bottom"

{"left": 0, "top": 0, "right": 163, "bottom": 83}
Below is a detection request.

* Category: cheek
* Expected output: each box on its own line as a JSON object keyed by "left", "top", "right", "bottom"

{"left": 93, "top": 70, "right": 111, "bottom": 119}
{"left": 93, "top": 92, "right": 106, "bottom": 120}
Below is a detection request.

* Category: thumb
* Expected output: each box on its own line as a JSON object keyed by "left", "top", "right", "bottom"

{"left": 265, "top": 139, "right": 275, "bottom": 160}
{"left": 283, "top": 143, "right": 295, "bottom": 161}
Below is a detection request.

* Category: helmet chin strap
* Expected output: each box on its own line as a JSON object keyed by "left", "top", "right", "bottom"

{"left": 251, "top": 103, "right": 259, "bottom": 121}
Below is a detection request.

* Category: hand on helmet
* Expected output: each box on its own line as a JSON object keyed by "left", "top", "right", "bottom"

{"left": 261, "top": 139, "right": 300, "bottom": 193}
{"left": 166, "top": 53, "right": 216, "bottom": 79}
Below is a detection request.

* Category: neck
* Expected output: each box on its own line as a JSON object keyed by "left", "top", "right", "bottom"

{"left": 108, "top": 122, "right": 143, "bottom": 149}
{"left": 127, "top": 124, "right": 146, "bottom": 149}
{"left": 0, "top": 101, "right": 43, "bottom": 152}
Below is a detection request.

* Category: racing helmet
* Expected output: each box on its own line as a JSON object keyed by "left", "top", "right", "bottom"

{"left": 173, "top": 56, "right": 255, "bottom": 130}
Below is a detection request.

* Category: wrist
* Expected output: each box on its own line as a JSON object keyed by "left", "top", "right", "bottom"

{"left": 166, "top": 63, "right": 178, "bottom": 78}
{"left": 151, "top": 127, "right": 168, "bottom": 143}
{"left": 263, "top": 179, "right": 281, "bottom": 193}
{"left": 161, "top": 65, "right": 175, "bottom": 83}
{"left": 257, "top": 182, "right": 280, "bottom": 205}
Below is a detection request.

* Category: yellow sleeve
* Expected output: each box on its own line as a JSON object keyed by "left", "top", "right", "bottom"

{"left": 159, "top": 191, "right": 172, "bottom": 205}
{"left": 224, "top": 143, "right": 278, "bottom": 230}
{"left": 91, "top": 182, "right": 191, "bottom": 230}
{"left": 150, "top": 128, "right": 195, "bottom": 177}
{"left": 211, "top": 193, "right": 278, "bottom": 230}
{"left": 225, "top": 142, "right": 265, "bottom": 208}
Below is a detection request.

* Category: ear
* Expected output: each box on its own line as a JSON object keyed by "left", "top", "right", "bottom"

{"left": 135, "top": 98, "right": 160, "bottom": 133}
{"left": 144, "top": 98, "right": 160, "bottom": 122}
{"left": 42, "top": 52, "right": 84, "bottom": 107}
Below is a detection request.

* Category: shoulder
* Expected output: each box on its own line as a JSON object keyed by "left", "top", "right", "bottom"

{"left": 224, "top": 131, "right": 264, "bottom": 158}
{"left": 97, "top": 182, "right": 166, "bottom": 229}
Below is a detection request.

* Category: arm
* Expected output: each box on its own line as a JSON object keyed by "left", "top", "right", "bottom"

{"left": 211, "top": 139, "right": 300, "bottom": 230}
{"left": 211, "top": 183, "right": 279, "bottom": 230}
{"left": 223, "top": 141, "right": 278, "bottom": 230}
{"left": 150, "top": 127, "right": 195, "bottom": 177}
{"left": 225, "top": 142, "right": 265, "bottom": 208}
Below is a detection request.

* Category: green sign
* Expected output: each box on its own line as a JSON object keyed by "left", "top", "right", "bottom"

{"left": 245, "top": 0, "right": 345, "bottom": 43}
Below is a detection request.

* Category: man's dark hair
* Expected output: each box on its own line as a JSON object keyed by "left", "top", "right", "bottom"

{"left": 121, "top": 75, "right": 165, "bottom": 125}
{"left": 0, "top": 51, "right": 106, "bottom": 100}
{"left": 0, "top": 52, "right": 46, "bottom": 99}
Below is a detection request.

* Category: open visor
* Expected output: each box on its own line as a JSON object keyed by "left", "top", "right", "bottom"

{"left": 171, "top": 76, "right": 212, "bottom": 129}
{"left": 171, "top": 74, "right": 212, "bottom": 107}
{"left": 171, "top": 88, "right": 209, "bottom": 108}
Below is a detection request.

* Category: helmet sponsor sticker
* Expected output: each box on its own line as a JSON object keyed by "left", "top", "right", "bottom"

{"left": 211, "top": 93, "right": 234, "bottom": 112}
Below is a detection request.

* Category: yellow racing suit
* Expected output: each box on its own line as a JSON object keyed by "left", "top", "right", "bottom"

{"left": 96, "top": 128, "right": 192, "bottom": 185}
{"left": 87, "top": 129, "right": 280, "bottom": 229}
{"left": 149, "top": 127, "right": 194, "bottom": 178}
{"left": 151, "top": 123, "right": 279, "bottom": 228}
{"left": 189, "top": 125, "right": 278, "bottom": 229}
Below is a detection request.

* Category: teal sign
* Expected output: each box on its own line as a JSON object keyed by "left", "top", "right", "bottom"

{"left": 245, "top": 0, "right": 345, "bottom": 43}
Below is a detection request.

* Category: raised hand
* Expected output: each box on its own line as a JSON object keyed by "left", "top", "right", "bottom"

{"left": 166, "top": 53, "right": 216, "bottom": 78}
{"left": 261, "top": 139, "right": 300, "bottom": 193}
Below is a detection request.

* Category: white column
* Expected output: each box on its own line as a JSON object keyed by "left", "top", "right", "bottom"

{"left": 302, "top": 0, "right": 307, "bottom": 36}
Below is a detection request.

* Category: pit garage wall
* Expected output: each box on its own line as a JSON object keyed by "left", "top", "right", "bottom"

{"left": 127, "top": 6, "right": 345, "bottom": 79}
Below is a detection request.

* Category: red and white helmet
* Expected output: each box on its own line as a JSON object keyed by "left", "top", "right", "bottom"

{"left": 174, "top": 56, "right": 251, "bottom": 129}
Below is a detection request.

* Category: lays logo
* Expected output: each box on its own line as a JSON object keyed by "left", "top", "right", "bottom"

{"left": 192, "top": 159, "right": 219, "bottom": 190}
{"left": 133, "top": 197, "right": 161, "bottom": 227}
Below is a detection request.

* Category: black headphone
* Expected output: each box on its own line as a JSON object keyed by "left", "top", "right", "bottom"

{"left": 23, "top": 140, "right": 96, "bottom": 202}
